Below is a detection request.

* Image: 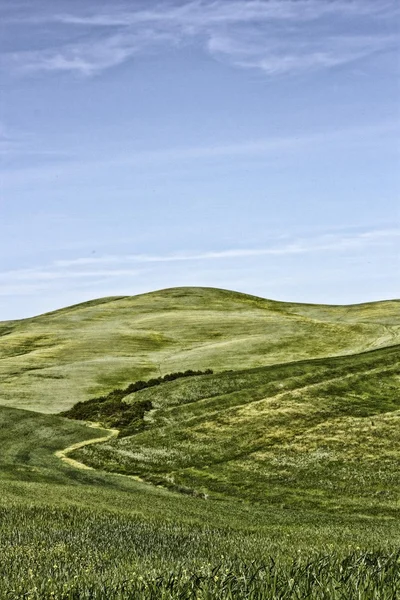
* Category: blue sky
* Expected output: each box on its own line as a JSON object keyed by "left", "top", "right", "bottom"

{"left": 0, "top": 0, "right": 399, "bottom": 319}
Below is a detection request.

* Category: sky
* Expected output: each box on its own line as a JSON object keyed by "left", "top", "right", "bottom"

{"left": 0, "top": 0, "right": 399, "bottom": 320}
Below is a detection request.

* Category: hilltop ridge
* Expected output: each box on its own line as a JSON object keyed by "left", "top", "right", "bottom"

{"left": 0, "top": 287, "right": 399, "bottom": 413}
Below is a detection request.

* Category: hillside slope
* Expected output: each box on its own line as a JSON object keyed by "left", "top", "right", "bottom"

{"left": 1, "top": 287, "right": 399, "bottom": 413}
{"left": 72, "top": 344, "right": 400, "bottom": 516}
{"left": 2, "top": 402, "right": 400, "bottom": 598}
{"left": 1, "top": 288, "right": 400, "bottom": 597}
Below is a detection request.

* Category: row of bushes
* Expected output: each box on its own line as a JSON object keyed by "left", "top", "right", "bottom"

{"left": 120, "top": 368, "right": 213, "bottom": 396}
{"left": 63, "top": 369, "right": 213, "bottom": 436}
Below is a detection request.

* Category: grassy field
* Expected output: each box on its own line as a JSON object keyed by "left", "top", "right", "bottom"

{"left": 1, "top": 405, "right": 400, "bottom": 598}
{"left": 72, "top": 344, "right": 400, "bottom": 514}
{"left": 1, "top": 287, "right": 399, "bottom": 413}
{"left": 1, "top": 287, "right": 400, "bottom": 597}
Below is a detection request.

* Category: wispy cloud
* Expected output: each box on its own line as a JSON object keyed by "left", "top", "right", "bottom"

{"left": 52, "top": 228, "right": 400, "bottom": 268}
{"left": 0, "top": 122, "right": 29, "bottom": 156}
{"left": 0, "top": 269, "right": 142, "bottom": 282}
{"left": 0, "top": 268, "right": 143, "bottom": 297}
{"left": 7, "top": 29, "right": 179, "bottom": 76}
{"left": 0, "top": 121, "right": 71, "bottom": 163}
{"left": 1, "top": 118, "right": 397, "bottom": 185}
{"left": 208, "top": 33, "right": 396, "bottom": 75}
{"left": 0, "top": 227, "right": 397, "bottom": 292}
{"left": 0, "top": 227, "right": 398, "bottom": 309}
{"left": 26, "top": 1, "right": 399, "bottom": 27}
{"left": 1, "top": 0, "right": 398, "bottom": 77}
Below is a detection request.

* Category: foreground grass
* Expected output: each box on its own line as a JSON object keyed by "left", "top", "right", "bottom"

{"left": 1, "top": 287, "right": 399, "bottom": 413}
{"left": 1, "top": 404, "right": 400, "bottom": 598}
{"left": 2, "top": 506, "right": 399, "bottom": 600}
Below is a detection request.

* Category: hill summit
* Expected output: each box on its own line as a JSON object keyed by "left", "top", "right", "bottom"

{"left": 0, "top": 287, "right": 399, "bottom": 413}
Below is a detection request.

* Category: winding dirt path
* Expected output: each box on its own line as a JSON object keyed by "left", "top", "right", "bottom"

{"left": 55, "top": 423, "right": 119, "bottom": 470}
{"left": 55, "top": 356, "right": 398, "bottom": 475}
{"left": 55, "top": 423, "right": 148, "bottom": 485}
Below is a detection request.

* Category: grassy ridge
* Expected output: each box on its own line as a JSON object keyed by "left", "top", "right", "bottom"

{"left": 1, "top": 287, "right": 399, "bottom": 413}
{"left": 72, "top": 345, "right": 400, "bottom": 515}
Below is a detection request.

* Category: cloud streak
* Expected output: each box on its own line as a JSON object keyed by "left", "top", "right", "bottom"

{"left": 2, "top": 0, "right": 398, "bottom": 77}
{"left": 0, "top": 227, "right": 398, "bottom": 312}
{"left": 53, "top": 228, "right": 400, "bottom": 268}
{"left": 0, "top": 227, "right": 397, "bottom": 295}
{"left": 25, "top": 1, "right": 400, "bottom": 27}
{"left": 1, "top": 118, "right": 397, "bottom": 186}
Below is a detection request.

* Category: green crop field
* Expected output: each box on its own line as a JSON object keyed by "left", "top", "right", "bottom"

{"left": 1, "top": 288, "right": 399, "bottom": 598}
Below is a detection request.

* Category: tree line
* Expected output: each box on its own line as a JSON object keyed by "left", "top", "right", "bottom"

{"left": 63, "top": 368, "right": 213, "bottom": 436}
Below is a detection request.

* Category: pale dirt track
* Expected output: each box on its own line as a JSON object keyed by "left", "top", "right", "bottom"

{"left": 55, "top": 423, "right": 119, "bottom": 470}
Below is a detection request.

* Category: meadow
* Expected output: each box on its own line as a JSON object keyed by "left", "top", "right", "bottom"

{"left": 1, "top": 287, "right": 399, "bottom": 598}
{"left": 1, "top": 405, "right": 400, "bottom": 598}
{"left": 71, "top": 345, "right": 400, "bottom": 513}
{"left": 1, "top": 287, "right": 399, "bottom": 413}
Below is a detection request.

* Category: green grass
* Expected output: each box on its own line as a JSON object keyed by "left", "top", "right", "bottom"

{"left": 1, "top": 287, "right": 400, "bottom": 597}
{"left": 1, "top": 404, "right": 400, "bottom": 598}
{"left": 61, "top": 369, "right": 212, "bottom": 436}
{"left": 71, "top": 345, "right": 400, "bottom": 515}
{"left": 1, "top": 287, "right": 399, "bottom": 413}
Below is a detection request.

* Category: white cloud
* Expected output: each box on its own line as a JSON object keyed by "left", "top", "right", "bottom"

{"left": 8, "top": 31, "right": 176, "bottom": 76}
{"left": 5, "top": 227, "right": 398, "bottom": 277}
{"left": 46, "top": 1, "right": 399, "bottom": 27}
{"left": 0, "top": 226, "right": 398, "bottom": 307}
{"left": 2, "top": 0, "right": 398, "bottom": 76}
{"left": 208, "top": 32, "right": 396, "bottom": 75}
{"left": 1, "top": 119, "right": 397, "bottom": 186}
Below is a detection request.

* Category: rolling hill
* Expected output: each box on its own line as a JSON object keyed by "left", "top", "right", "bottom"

{"left": 1, "top": 287, "right": 399, "bottom": 413}
{"left": 1, "top": 287, "right": 400, "bottom": 597}
{"left": 71, "top": 344, "right": 400, "bottom": 515}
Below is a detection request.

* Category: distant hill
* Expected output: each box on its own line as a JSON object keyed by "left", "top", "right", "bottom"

{"left": 0, "top": 287, "right": 399, "bottom": 413}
